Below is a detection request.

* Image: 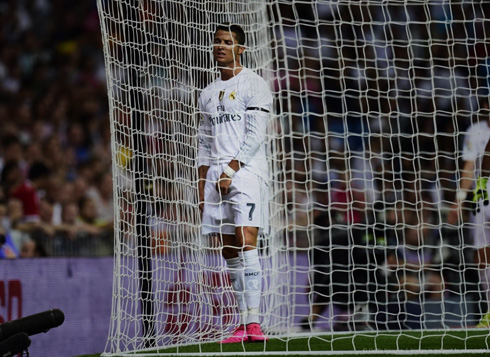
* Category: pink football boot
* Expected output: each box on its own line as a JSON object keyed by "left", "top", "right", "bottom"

{"left": 220, "top": 325, "right": 248, "bottom": 344}
{"left": 247, "top": 323, "right": 268, "bottom": 342}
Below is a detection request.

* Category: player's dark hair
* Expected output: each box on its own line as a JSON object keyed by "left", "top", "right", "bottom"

{"left": 215, "top": 23, "right": 245, "bottom": 46}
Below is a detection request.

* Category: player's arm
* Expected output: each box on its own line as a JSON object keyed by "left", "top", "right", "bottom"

{"left": 216, "top": 159, "right": 242, "bottom": 196}
{"left": 448, "top": 159, "right": 475, "bottom": 224}
{"left": 216, "top": 105, "right": 269, "bottom": 195}
{"left": 234, "top": 79, "right": 272, "bottom": 165}
{"left": 233, "top": 107, "right": 270, "bottom": 163}
{"left": 197, "top": 97, "right": 212, "bottom": 213}
{"left": 459, "top": 159, "right": 477, "bottom": 199}
{"left": 217, "top": 80, "right": 272, "bottom": 195}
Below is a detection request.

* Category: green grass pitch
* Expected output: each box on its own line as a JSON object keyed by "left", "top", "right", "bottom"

{"left": 76, "top": 330, "right": 490, "bottom": 356}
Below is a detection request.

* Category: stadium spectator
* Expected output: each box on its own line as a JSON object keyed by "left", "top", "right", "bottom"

{"left": 66, "top": 122, "right": 91, "bottom": 165}
{"left": 0, "top": 231, "right": 19, "bottom": 259}
{"left": 36, "top": 197, "right": 55, "bottom": 236}
{"left": 86, "top": 171, "right": 114, "bottom": 226}
{"left": 397, "top": 208, "right": 439, "bottom": 273}
{"left": 59, "top": 201, "right": 81, "bottom": 239}
{"left": 0, "top": 136, "right": 26, "bottom": 175}
{"left": 328, "top": 153, "right": 368, "bottom": 225}
{"left": 19, "top": 238, "right": 47, "bottom": 258}
{"left": 75, "top": 196, "right": 112, "bottom": 255}
{"left": 10, "top": 161, "right": 51, "bottom": 224}
{"left": 78, "top": 196, "right": 108, "bottom": 231}
{"left": 44, "top": 176, "right": 74, "bottom": 225}
{"left": 2, "top": 197, "right": 32, "bottom": 254}
{"left": 72, "top": 177, "right": 90, "bottom": 205}
{"left": 0, "top": 202, "right": 19, "bottom": 259}
{"left": 0, "top": 160, "right": 24, "bottom": 202}
{"left": 286, "top": 174, "right": 316, "bottom": 248}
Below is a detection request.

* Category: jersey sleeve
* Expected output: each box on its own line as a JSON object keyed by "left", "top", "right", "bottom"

{"left": 197, "top": 94, "right": 212, "bottom": 167}
{"left": 234, "top": 77, "right": 273, "bottom": 165}
{"left": 462, "top": 127, "right": 478, "bottom": 162}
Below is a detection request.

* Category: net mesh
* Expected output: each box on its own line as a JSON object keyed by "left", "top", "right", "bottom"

{"left": 97, "top": 0, "right": 490, "bottom": 355}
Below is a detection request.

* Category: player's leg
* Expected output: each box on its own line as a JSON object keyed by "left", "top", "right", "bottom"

{"left": 201, "top": 166, "right": 248, "bottom": 343}
{"left": 475, "top": 246, "right": 490, "bottom": 327}
{"left": 220, "top": 227, "right": 264, "bottom": 343}
{"left": 231, "top": 169, "right": 269, "bottom": 341}
{"left": 222, "top": 236, "right": 244, "bottom": 315}
{"left": 220, "top": 234, "right": 249, "bottom": 343}
{"left": 235, "top": 227, "right": 261, "bottom": 322}
{"left": 474, "top": 199, "right": 490, "bottom": 327}
{"left": 235, "top": 226, "right": 267, "bottom": 341}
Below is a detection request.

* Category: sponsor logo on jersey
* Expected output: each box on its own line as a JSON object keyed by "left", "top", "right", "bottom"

{"left": 209, "top": 113, "right": 242, "bottom": 126}
{"left": 229, "top": 90, "right": 237, "bottom": 100}
{"left": 219, "top": 90, "right": 225, "bottom": 102}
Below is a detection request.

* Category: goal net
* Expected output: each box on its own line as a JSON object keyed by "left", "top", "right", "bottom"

{"left": 97, "top": 0, "right": 490, "bottom": 355}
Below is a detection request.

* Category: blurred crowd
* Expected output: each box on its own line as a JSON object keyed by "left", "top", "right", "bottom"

{"left": 274, "top": 2, "right": 490, "bottom": 329}
{"left": 280, "top": 1, "right": 490, "bottom": 229}
{"left": 0, "top": 1, "right": 113, "bottom": 258}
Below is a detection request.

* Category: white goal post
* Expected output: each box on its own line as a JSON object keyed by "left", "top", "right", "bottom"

{"left": 97, "top": 0, "right": 490, "bottom": 355}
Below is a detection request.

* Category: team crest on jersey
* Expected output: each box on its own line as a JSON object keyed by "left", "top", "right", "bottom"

{"left": 219, "top": 90, "right": 225, "bottom": 102}
{"left": 229, "top": 90, "right": 237, "bottom": 100}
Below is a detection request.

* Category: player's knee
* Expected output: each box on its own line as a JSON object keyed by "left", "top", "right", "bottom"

{"left": 235, "top": 226, "right": 259, "bottom": 249}
{"left": 222, "top": 246, "right": 239, "bottom": 260}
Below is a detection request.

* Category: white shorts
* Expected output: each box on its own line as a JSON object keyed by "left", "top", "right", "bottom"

{"left": 472, "top": 178, "right": 490, "bottom": 249}
{"left": 201, "top": 164, "right": 269, "bottom": 236}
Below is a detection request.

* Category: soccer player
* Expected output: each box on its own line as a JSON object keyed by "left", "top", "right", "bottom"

{"left": 448, "top": 97, "right": 490, "bottom": 327}
{"left": 197, "top": 23, "right": 272, "bottom": 343}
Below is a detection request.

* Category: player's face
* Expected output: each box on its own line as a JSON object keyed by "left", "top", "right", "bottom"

{"left": 213, "top": 30, "right": 244, "bottom": 67}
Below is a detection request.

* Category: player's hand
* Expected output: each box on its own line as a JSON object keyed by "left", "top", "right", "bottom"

{"left": 216, "top": 173, "right": 232, "bottom": 195}
{"left": 473, "top": 176, "right": 489, "bottom": 214}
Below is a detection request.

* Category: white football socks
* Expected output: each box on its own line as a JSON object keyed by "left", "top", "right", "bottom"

{"left": 479, "top": 267, "right": 490, "bottom": 307}
{"left": 240, "top": 249, "right": 262, "bottom": 324}
{"left": 225, "top": 256, "right": 247, "bottom": 325}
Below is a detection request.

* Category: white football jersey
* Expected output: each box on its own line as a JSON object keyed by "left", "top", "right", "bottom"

{"left": 197, "top": 67, "right": 273, "bottom": 180}
{"left": 462, "top": 120, "right": 490, "bottom": 177}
